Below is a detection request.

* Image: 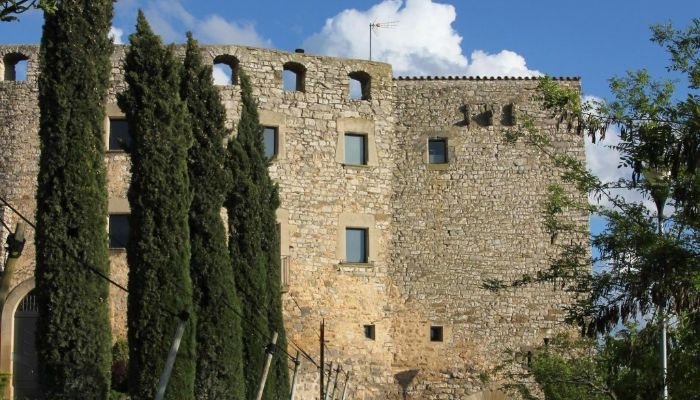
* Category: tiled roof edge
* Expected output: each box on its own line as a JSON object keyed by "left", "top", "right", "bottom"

{"left": 393, "top": 76, "right": 580, "bottom": 81}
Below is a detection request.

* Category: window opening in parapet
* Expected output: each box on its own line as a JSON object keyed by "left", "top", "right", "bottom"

{"left": 283, "top": 62, "right": 306, "bottom": 92}
{"left": 3, "top": 53, "right": 29, "bottom": 81}
{"left": 430, "top": 326, "right": 443, "bottom": 342}
{"left": 263, "top": 126, "right": 279, "bottom": 159}
{"left": 213, "top": 55, "right": 239, "bottom": 86}
{"left": 109, "top": 118, "right": 132, "bottom": 152}
{"left": 109, "top": 214, "right": 130, "bottom": 249}
{"left": 348, "top": 71, "right": 371, "bottom": 101}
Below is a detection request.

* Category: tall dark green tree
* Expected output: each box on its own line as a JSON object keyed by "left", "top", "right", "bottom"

{"left": 181, "top": 32, "right": 246, "bottom": 399}
{"left": 34, "top": 0, "right": 113, "bottom": 397}
{"left": 226, "top": 72, "right": 289, "bottom": 399}
{"left": 118, "top": 11, "right": 195, "bottom": 400}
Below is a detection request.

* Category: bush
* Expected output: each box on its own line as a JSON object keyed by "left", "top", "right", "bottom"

{"left": 111, "top": 339, "right": 129, "bottom": 393}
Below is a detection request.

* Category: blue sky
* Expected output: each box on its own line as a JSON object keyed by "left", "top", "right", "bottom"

{"left": 1, "top": 0, "right": 698, "bottom": 230}
{"left": 2, "top": 0, "right": 697, "bottom": 97}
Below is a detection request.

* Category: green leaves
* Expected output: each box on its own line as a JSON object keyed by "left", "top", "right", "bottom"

{"left": 34, "top": 0, "right": 113, "bottom": 397}
{"left": 182, "top": 33, "right": 246, "bottom": 400}
{"left": 120, "top": 11, "right": 195, "bottom": 400}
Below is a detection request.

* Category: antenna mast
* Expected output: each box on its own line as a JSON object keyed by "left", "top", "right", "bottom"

{"left": 369, "top": 20, "right": 398, "bottom": 61}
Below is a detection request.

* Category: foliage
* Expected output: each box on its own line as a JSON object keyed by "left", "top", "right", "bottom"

{"left": 34, "top": 0, "right": 113, "bottom": 397}
{"left": 225, "top": 71, "right": 289, "bottom": 399}
{"left": 111, "top": 339, "right": 129, "bottom": 393}
{"left": 486, "top": 18, "right": 700, "bottom": 399}
{"left": 485, "top": 20, "right": 700, "bottom": 336}
{"left": 0, "top": 372, "right": 10, "bottom": 399}
{"left": 0, "top": 0, "right": 56, "bottom": 22}
{"left": 118, "top": 11, "right": 195, "bottom": 400}
{"left": 181, "top": 32, "right": 246, "bottom": 399}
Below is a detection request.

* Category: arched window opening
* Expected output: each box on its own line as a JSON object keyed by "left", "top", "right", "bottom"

{"left": 3, "top": 53, "right": 29, "bottom": 82}
{"left": 348, "top": 71, "right": 371, "bottom": 100}
{"left": 212, "top": 54, "right": 239, "bottom": 86}
{"left": 282, "top": 62, "right": 306, "bottom": 92}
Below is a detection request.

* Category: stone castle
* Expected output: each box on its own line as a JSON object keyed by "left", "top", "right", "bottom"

{"left": 0, "top": 44, "right": 587, "bottom": 399}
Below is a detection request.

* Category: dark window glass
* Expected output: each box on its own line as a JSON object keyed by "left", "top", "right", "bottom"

{"left": 428, "top": 138, "right": 447, "bottom": 164}
{"left": 345, "top": 133, "right": 367, "bottom": 165}
{"left": 430, "top": 326, "right": 444, "bottom": 342}
{"left": 264, "top": 127, "right": 278, "bottom": 158}
{"left": 109, "top": 119, "right": 132, "bottom": 151}
{"left": 109, "top": 214, "right": 130, "bottom": 249}
{"left": 364, "top": 324, "right": 376, "bottom": 340}
{"left": 346, "top": 228, "right": 368, "bottom": 263}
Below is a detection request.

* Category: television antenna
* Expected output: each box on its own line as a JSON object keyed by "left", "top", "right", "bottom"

{"left": 369, "top": 20, "right": 398, "bottom": 61}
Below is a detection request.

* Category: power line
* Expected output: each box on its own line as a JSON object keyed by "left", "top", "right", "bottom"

{"left": 0, "top": 194, "right": 323, "bottom": 372}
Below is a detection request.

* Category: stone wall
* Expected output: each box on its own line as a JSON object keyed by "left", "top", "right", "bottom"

{"left": 0, "top": 44, "right": 587, "bottom": 399}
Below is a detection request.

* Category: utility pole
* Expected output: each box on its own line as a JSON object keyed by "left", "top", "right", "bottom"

{"left": 320, "top": 319, "right": 325, "bottom": 400}
{"left": 340, "top": 371, "right": 350, "bottom": 400}
{"left": 255, "top": 331, "right": 278, "bottom": 400}
{"left": 289, "top": 350, "right": 301, "bottom": 400}
{"left": 324, "top": 362, "right": 334, "bottom": 400}
{"left": 330, "top": 364, "right": 341, "bottom": 400}
{"left": 155, "top": 311, "right": 189, "bottom": 400}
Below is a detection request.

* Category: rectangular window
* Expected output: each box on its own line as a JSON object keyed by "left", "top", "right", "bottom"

{"left": 364, "top": 324, "right": 376, "bottom": 340}
{"left": 263, "top": 126, "right": 278, "bottom": 159}
{"left": 430, "top": 326, "right": 444, "bottom": 342}
{"left": 109, "top": 118, "right": 132, "bottom": 151}
{"left": 345, "top": 228, "right": 368, "bottom": 263}
{"left": 344, "top": 133, "right": 367, "bottom": 165}
{"left": 109, "top": 214, "right": 130, "bottom": 249}
{"left": 428, "top": 138, "right": 448, "bottom": 164}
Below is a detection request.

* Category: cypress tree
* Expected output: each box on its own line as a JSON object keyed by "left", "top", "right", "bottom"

{"left": 181, "top": 33, "right": 246, "bottom": 399}
{"left": 226, "top": 72, "right": 290, "bottom": 400}
{"left": 34, "top": 0, "right": 113, "bottom": 397}
{"left": 117, "top": 11, "right": 195, "bottom": 400}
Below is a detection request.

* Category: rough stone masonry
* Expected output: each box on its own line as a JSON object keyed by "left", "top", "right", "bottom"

{"left": 0, "top": 44, "right": 588, "bottom": 399}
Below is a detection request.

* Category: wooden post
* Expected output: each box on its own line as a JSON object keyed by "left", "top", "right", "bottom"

{"left": 0, "top": 223, "right": 25, "bottom": 311}
{"left": 155, "top": 312, "right": 189, "bottom": 400}
{"left": 289, "top": 350, "right": 301, "bottom": 400}
{"left": 324, "top": 362, "right": 334, "bottom": 400}
{"left": 320, "top": 319, "right": 325, "bottom": 400}
{"left": 255, "top": 331, "right": 278, "bottom": 400}
{"left": 330, "top": 364, "right": 340, "bottom": 400}
{"left": 340, "top": 371, "right": 350, "bottom": 400}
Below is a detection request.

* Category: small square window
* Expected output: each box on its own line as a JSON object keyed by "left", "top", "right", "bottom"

{"left": 345, "top": 133, "right": 367, "bottom": 165}
{"left": 363, "top": 324, "right": 376, "bottom": 340}
{"left": 345, "top": 228, "right": 368, "bottom": 263}
{"left": 430, "top": 326, "right": 443, "bottom": 342}
{"left": 263, "top": 126, "right": 278, "bottom": 159}
{"left": 109, "top": 214, "right": 130, "bottom": 249}
{"left": 428, "top": 138, "right": 447, "bottom": 164}
{"left": 109, "top": 118, "right": 132, "bottom": 151}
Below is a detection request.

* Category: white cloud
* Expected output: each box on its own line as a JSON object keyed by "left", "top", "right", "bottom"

{"left": 304, "top": 0, "right": 540, "bottom": 77}
{"left": 142, "top": 0, "right": 270, "bottom": 46}
{"left": 212, "top": 65, "right": 231, "bottom": 85}
{"left": 109, "top": 26, "right": 124, "bottom": 45}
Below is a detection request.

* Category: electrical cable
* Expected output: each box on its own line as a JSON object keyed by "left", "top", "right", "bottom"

{"left": 0, "top": 194, "right": 323, "bottom": 369}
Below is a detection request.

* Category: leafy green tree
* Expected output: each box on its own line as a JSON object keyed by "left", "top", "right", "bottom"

{"left": 34, "top": 0, "right": 113, "bottom": 397}
{"left": 181, "top": 32, "right": 246, "bottom": 399}
{"left": 118, "top": 11, "right": 195, "bottom": 400}
{"left": 487, "top": 19, "right": 700, "bottom": 400}
{"left": 0, "top": 0, "right": 56, "bottom": 22}
{"left": 226, "top": 71, "right": 289, "bottom": 399}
